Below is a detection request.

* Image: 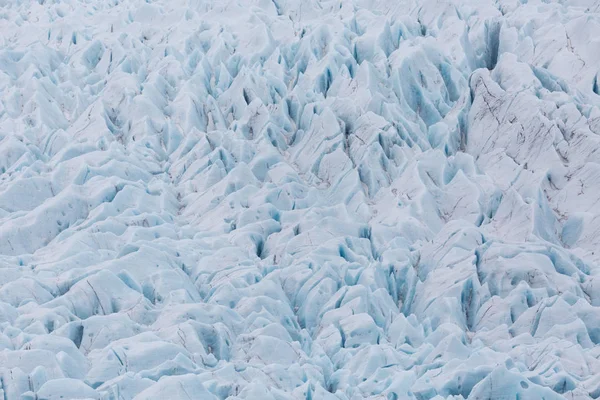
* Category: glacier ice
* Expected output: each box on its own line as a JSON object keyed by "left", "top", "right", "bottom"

{"left": 1, "top": 0, "right": 600, "bottom": 399}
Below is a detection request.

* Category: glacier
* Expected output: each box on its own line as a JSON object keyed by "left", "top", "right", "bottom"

{"left": 1, "top": 0, "right": 600, "bottom": 398}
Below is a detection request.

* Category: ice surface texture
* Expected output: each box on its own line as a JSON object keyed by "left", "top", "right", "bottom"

{"left": 1, "top": 0, "right": 600, "bottom": 399}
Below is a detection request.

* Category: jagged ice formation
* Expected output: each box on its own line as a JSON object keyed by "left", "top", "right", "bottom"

{"left": 1, "top": 0, "right": 600, "bottom": 399}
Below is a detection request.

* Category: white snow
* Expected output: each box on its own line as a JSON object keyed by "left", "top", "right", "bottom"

{"left": 1, "top": 0, "right": 600, "bottom": 399}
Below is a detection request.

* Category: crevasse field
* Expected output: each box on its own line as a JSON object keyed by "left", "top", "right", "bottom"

{"left": 1, "top": 0, "right": 600, "bottom": 398}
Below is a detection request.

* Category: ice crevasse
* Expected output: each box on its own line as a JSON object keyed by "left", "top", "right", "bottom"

{"left": 1, "top": 0, "right": 600, "bottom": 399}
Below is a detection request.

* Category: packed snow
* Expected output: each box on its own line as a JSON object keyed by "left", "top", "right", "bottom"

{"left": 1, "top": 0, "right": 600, "bottom": 399}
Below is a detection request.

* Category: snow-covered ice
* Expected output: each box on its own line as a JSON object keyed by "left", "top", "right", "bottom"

{"left": 1, "top": 0, "right": 600, "bottom": 398}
